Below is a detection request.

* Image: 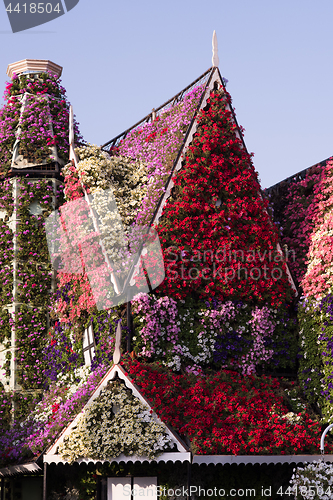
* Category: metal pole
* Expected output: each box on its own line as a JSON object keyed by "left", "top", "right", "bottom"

{"left": 320, "top": 424, "right": 333, "bottom": 455}
{"left": 126, "top": 291, "right": 132, "bottom": 353}
{"left": 43, "top": 462, "right": 47, "bottom": 500}
{"left": 96, "top": 475, "right": 101, "bottom": 500}
{"left": 187, "top": 461, "right": 191, "bottom": 500}
{"left": 1, "top": 478, "right": 5, "bottom": 500}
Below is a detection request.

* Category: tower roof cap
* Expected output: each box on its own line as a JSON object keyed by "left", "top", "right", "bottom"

{"left": 6, "top": 59, "right": 62, "bottom": 79}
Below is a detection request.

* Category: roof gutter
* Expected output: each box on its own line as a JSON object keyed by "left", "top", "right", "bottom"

{"left": 0, "top": 462, "right": 42, "bottom": 477}
{"left": 193, "top": 454, "right": 333, "bottom": 465}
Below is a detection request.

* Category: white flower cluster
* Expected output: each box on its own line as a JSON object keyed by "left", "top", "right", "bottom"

{"left": 284, "top": 388, "right": 307, "bottom": 414}
{"left": 71, "top": 144, "right": 149, "bottom": 227}
{"left": 281, "top": 412, "right": 302, "bottom": 424}
{"left": 58, "top": 380, "right": 173, "bottom": 463}
{"left": 60, "top": 365, "right": 92, "bottom": 397}
{"left": 290, "top": 460, "right": 333, "bottom": 500}
{"left": 62, "top": 145, "right": 150, "bottom": 286}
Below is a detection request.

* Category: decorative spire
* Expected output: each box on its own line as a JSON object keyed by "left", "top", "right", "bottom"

{"left": 212, "top": 30, "right": 219, "bottom": 67}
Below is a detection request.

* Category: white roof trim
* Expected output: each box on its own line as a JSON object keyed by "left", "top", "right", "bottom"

{"left": 44, "top": 452, "right": 191, "bottom": 465}
{"left": 46, "top": 364, "right": 188, "bottom": 458}
{"left": 44, "top": 453, "right": 333, "bottom": 466}
{"left": 193, "top": 455, "right": 333, "bottom": 465}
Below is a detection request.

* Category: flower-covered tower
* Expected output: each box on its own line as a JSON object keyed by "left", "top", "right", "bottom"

{"left": 0, "top": 59, "right": 81, "bottom": 407}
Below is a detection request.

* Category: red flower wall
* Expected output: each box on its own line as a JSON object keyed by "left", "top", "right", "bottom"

{"left": 157, "top": 89, "right": 293, "bottom": 307}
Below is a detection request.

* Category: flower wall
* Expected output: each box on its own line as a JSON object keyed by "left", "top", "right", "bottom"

{"left": 265, "top": 161, "right": 329, "bottom": 286}
{"left": 156, "top": 89, "right": 293, "bottom": 307}
{"left": 54, "top": 86, "right": 297, "bottom": 376}
{"left": 43, "top": 308, "right": 118, "bottom": 386}
{"left": 295, "top": 162, "right": 333, "bottom": 421}
{"left": 116, "top": 85, "right": 205, "bottom": 227}
{"left": 58, "top": 378, "right": 173, "bottom": 463}
{"left": 290, "top": 461, "right": 333, "bottom": 500}
{"left": 123, "top": 361, "right": 324, "bottom": 455}
{"left": 132, "top": 294, "right": 297, "bottom": 375}
{"left": 0, "top": 364, "right": 105, "bottom": 464}
{"left": 0, "top": 177, "right": 62, "bottom": 390}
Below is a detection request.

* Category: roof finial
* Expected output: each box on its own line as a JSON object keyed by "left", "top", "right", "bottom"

{"left": 113, "top": 321, "right": 122, "bottom": 365}
{"left": 212, "top": 30, "right": 219, "bottom": 67}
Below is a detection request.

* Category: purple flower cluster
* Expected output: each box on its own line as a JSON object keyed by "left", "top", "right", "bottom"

{"left": 132, "top": 294, "right": 296, "bottom": 374}
{"left": 43, "top": 321, "right": 81, "bottom": 385}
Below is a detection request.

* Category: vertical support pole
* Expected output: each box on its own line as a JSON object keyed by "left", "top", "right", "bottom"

{"left": 10, "top": 177, "right": 18, "bottom": 392}
{"left": 187, "top": 461, "right": 191, "bottom": 500}
{"left": 1, "top": 478, "right": 5, "bottom": 500}
{"left": 101, "top": 478, "right": 107, "bottom": 500}
{"left": 43, "top": 462, "right": 47, "bottom": 500}
{"left": 96, "top": 475, "right": 101, "bottom": 500}
{"left": 131, "top": 476, "right": 134, "bottom": 500}
{"left": 126, "top": 289, "right": 132, "bottom": 353}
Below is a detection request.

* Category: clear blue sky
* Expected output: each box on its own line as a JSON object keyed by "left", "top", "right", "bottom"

{"left": 0, "top": 0, "right": 332, "bottom": 188}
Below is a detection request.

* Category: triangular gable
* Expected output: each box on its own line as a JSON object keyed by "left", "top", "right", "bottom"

{"left": 44, "top": 364, "right": 190, "bottom": 464}
{"left": 102, "top": 66, "right": 236, "bottom": 229}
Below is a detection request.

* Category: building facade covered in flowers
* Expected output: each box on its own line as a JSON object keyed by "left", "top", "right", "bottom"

{"left": 0, "top": 47, "right": 332, "bottom": 499}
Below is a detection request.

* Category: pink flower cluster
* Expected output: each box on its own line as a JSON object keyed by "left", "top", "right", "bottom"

{"left": 302, "top": 160, "right": 333, "bottom": 299}
{"left": 0, "top": 73, "right": 82, "bottom": 172}
{"left": 117, "top": 86, "right": 204, "bottom": 226}
{"left": 241, "top": 306, "right": 275, "bottom": 374}
{"left": 281, "top": 167, "right": 324, "bottom": 283}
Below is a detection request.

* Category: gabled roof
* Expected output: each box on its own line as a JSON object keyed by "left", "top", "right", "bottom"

{"left": 101, "top": 66, "right": 247, "bottom": 230}
{"left": 265, "top": 156, "right": 331, "bottom": 196}
{"left": 44, "top": 364, "right": 190, "bottom": 465}
{"left": 101, "top": 66, "right": 297, "bottom": 300}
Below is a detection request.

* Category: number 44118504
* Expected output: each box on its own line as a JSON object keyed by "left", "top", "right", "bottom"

{"left": 277, "top": 485, "right": 332, "bottom": 496}
{"left": 6, "top": 3, "right": 61, "bottom": 14}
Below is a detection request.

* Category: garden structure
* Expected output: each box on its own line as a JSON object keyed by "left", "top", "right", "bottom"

{"left": 0, "top": 38, "right": 333, "bottom": 499}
